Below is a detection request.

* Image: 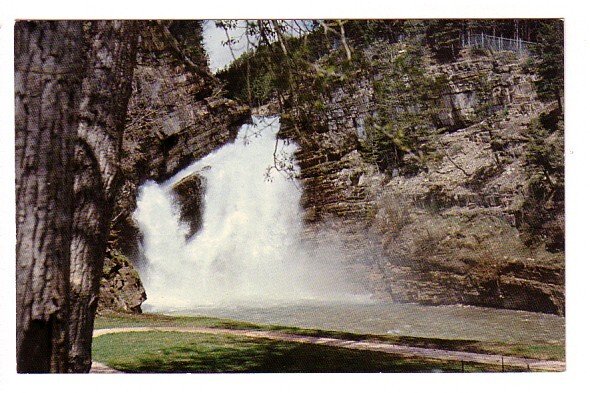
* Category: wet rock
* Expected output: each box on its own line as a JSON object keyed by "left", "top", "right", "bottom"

{"left": 171, "top": 172, "right": 206, "bottom": 239}
{"left": 98, "top": 251, "right": 146, "bottom": 313}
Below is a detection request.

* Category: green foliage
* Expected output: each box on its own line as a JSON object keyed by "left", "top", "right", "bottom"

{"left": 361, "top": 42, "right": 443, "bottom": 173}
{"left": 360, "top": 116, "right": 402, "bottom": 172}
{"left": 249, "top": 67, "right": 273, "bottom": 102}
{"left": 521, "top": 55, "right": 537, "bottom": 74}
{"left": 342, "top": 20, "right": 406, "bottom": 47}
{"left": 525, "top": 116, "right": 564, "bottom": 193}
{"left": 474, "top": 71, "right": 500, "bottom": 122}
{"left": 217, "top": 47, "right": 279, "bottom": 105}
{"left": 529, "top": 20, "right": 564, "bottom": 112}
{"left": 217, "top": 21, "right": 354, "bottom": 108}
{"left": 168, "top": 21, "right": 209, "bottom": 69}
{"left": 425, "top": 20, "right": 463, "bottom": 61}
{"left": 521, "top": 112, "right": 564, "bottom": 251}
{"left": 469, "top": 46, "right": 490, "bottom": 57}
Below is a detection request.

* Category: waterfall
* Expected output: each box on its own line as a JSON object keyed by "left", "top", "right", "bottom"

{"left": 134, "top": 116, "right": 365, "bottom": 311}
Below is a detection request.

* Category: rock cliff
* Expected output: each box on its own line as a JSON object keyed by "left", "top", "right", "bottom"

{"left": 286, "top": 48, "right": 564, "bottom": 315}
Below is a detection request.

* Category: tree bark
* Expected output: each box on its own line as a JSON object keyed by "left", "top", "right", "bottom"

{"left": 67, "top": 20, "right": 139, "bottom": 373}
{"left": 15, "top": 20, "right": 85, "bottom": 373}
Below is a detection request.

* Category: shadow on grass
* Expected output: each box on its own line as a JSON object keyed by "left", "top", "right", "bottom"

{"left": 94, "top": 331, "right": 526, "bottom": 373}
{"left": 95, "top": 312, "right": 564, "bottom": 361}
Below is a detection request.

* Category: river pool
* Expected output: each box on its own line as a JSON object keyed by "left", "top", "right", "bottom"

{"left": 148, "top": 301, "right": 565, "bottom": 344}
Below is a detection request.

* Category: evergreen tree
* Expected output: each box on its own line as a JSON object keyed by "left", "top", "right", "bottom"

{"left": 530, "top": 20, "right": 564, "bottom": 114}
{"left": 425, "top": 20, "right": 462, "bottom": 61}
{"left": 362, "top": 41, "right": 441, "bottom": 173}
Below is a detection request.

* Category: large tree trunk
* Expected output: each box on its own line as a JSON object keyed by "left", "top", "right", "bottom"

{"left": 15, "top": 20, "right": 85, "bottom": 373}
{"left": 68, "top": 20, "right": 139, "bottom": 373}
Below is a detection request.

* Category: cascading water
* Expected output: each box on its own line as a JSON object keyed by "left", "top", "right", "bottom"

{"left": 134, "top": 116, "right": 366, "bottom": 311}
{"left": 129, "top": 116, "right": 565, "bottom": 346}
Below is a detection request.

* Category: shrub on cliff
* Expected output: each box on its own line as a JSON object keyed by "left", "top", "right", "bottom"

{"left": 521, "top": 113, "right": 564, "bottom": 251}
{"left": 361, "top": 42, "right": 443, "bottom": 174}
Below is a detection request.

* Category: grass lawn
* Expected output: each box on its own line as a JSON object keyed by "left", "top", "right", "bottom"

{"left": 92, "top": 331, "right": 524, "bottom": 373}
{"left": 94, "top": 312, "right": 565, "bottom": 361}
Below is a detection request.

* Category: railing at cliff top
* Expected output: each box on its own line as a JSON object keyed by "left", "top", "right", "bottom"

{"left": 462, "top": 32, "right": 535, "bottom": 56}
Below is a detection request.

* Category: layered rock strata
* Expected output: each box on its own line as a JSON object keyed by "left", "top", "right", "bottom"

{"left": 289, "top": 49, "right": 564, "bottom": 315}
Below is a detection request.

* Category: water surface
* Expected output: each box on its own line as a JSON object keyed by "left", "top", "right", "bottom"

{"left": 159, "top": 302, "right": 565, "bottom": 344}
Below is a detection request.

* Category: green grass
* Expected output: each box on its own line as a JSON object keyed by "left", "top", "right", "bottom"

{"left": 94, "top": 312, "right": 565, "bottom": 361}
{"left": 92, "top": 331, "right": 523, "bottom": 373}
{"left": 94, "top": 311, "right": 261, "bottom": 331}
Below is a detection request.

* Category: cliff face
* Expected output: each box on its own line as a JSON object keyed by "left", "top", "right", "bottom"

{"left": 288, "top": 48, "right": 564, "bottom": 315}
{"left": 98, "top": 22, "right": 250, "bottom": 313}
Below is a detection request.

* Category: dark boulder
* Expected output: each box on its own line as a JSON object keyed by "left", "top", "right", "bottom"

{"left": 171, "top": 172, "right": 207, "bottom": 239}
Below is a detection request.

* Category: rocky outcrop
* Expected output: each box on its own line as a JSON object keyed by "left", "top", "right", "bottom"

{"left": 98, "top": 22, "right": 250, "bottom": 313}
{"left": 98, "top": 251, "right": 146, "bottom": 313}
{"left": 292, "top": 77, "right": 379, "bottom": 225}
{"left": 430, "top": 51, "right": 542, "bottom": 131}
{"left": 171, "top": 172, "right": 207, "bottom": 239}
{"left": 288, "top": 48, "right": 565, "bottom": 315}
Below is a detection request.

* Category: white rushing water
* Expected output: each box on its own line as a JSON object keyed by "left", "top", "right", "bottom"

{"left": 134, "top": 116, "right": 366, "bottom": 311}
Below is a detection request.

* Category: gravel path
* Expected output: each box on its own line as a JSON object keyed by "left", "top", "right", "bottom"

{"left": 90, "top": 326, "right": 565, "bottom": 373}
